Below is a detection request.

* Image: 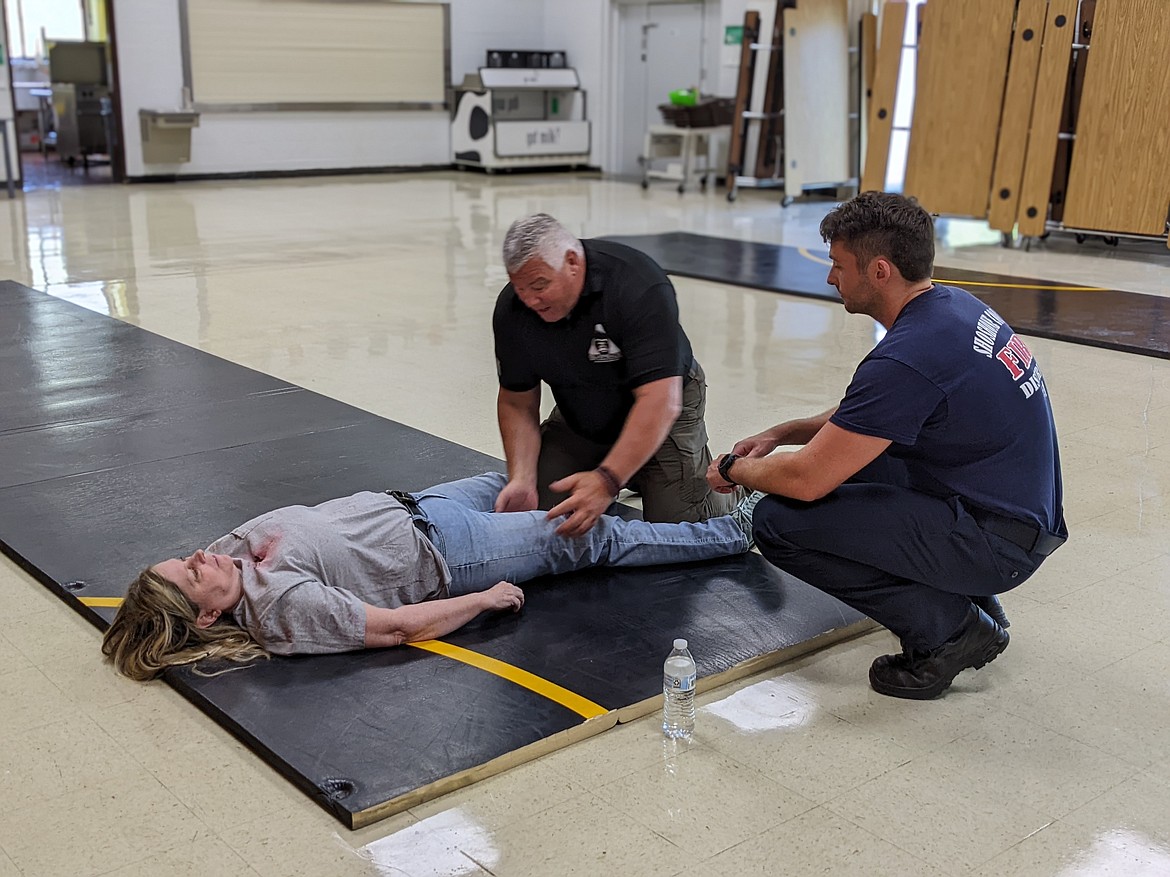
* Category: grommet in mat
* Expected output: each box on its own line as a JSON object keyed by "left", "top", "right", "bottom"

{"left": 1022, "top": 28, "right": 1034, "bottom": 41}
{"left": 319, "top": 777, "right": 356, "bottom": 801}
{"left": 877, "top": 108, "right": 888, "bottom": 120}
{"left": 1026, "top": 207, "right": 1038, "bottom": 218}
{"left": 63, "top": 581, "right": 87, "bottom": 591}
{"left": 1054, "top": 14, "right": 1067, "bottom": 26}
{"left": 999, "top": 188, "right": 1011, "bottom": 200}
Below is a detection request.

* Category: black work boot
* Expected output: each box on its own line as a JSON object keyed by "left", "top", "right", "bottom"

{"left": 971, "top": 594, "right": 1010, "bottom": 628}
{"left": 869, "top": 606, "right": 1009, "bottom": 700}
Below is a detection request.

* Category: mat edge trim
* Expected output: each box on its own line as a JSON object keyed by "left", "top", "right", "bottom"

{"left": 614, "top": 617, "right": 878, "bottom": 724}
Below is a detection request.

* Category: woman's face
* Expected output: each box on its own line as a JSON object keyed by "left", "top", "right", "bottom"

{"left": 154, "top": 549, "right": 243, "bottom": 626}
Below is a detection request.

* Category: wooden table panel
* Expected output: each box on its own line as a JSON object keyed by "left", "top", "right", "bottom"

{"left": 1016, "top": 0, "right": 1079, "bottom": 237}
{"left": 904, "top": 0, "right": 1017, "bottom": 217}
{"left": 1062, "top": 0, "right": 1170, "bottom": 236}
{"left": 988, "top": 0, "right": 1050, "bottom": 233}
{"left": 783, "top": 0, "right": 851, "bottom": 197}
{"left": 860, "top": 1, "right": 906, "bottom": 193}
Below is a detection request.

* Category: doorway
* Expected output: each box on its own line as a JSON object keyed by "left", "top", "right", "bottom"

{"left": 2, "top": 0, "right": 124, "bottom": 189}
{"left": 615, "top": 1, "right": 705, "bottom": 179}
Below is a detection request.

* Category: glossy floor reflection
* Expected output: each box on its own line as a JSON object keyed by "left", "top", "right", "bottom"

{"left": 1, "top": 172, "right": 1169, "bottom": 876}
{"left": 19, "top": 151, "right": 115, "bottom": 191}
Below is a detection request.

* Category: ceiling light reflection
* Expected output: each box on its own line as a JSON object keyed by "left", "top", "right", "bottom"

{"left": 1057, "top": 828, "right": 1170, "bottom": 876}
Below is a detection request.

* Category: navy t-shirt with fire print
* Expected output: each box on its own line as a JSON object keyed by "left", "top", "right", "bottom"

{"left": 831, "top": 284, "right": 1064, "bottom": 534}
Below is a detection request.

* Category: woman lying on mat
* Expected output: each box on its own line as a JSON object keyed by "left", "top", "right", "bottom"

{"left": 103, "top": 472, "right": 758, "bottom": 680}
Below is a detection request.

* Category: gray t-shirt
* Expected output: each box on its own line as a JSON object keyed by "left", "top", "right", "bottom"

{"left": 206, "top": 491, "right": 451, "bottom": 655}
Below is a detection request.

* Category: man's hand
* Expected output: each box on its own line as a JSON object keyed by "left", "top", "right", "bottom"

{"left": 482, "top": 581, "right": 525, "bottom": 612}
{"left": 494, "top": 479, "right": 539, "bottom": 513}
{"left": 546, "top": 470, "right": 615, "bottom": 537}
{"left": 732, "top": 431, "right": 779, "bottom": 458}
{"left": 707, "top": 454, "right": 738, "bottom": 494}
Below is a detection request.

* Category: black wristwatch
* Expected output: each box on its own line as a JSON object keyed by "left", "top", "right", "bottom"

{"left": 718, "top": 453, "right": 741, "bottom": 485}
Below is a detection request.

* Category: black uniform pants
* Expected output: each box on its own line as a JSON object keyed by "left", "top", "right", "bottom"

{"left": 535, "top": 361, "right": 735, "bottom": 523}
{"left": 752, "top": 456, "right": 1051, "bottom": 650}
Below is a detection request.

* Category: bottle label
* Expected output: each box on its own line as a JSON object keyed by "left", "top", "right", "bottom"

{"left": 667, "top": 672, "right": 696, "bottom": 692}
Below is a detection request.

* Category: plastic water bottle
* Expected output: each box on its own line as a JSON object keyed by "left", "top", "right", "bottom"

{"left": 662, "top": 638, "right": 696, "bottom": 739}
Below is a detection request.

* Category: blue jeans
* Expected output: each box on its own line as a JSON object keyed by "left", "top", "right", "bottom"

{"left": 410, "top": 473, "right": 748, "bottom": 596}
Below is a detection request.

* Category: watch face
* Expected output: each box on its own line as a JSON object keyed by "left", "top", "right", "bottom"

{"left": 720, "top": 454, "right": 736, "bottom": 480}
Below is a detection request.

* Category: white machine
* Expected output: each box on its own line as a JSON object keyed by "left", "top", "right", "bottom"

{"left": 452, "top": 67, "right": 590, "bottom": 172}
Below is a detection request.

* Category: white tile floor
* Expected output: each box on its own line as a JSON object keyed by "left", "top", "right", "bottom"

{"left": 1, "top": 172, "right": 1169, "bottom": 876}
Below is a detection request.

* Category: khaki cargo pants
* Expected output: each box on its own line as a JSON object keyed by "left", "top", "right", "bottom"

{"left": 536, "top": 361, "right": 736, "bottom": 523}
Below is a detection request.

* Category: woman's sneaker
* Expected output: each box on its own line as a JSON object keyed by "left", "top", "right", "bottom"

{"left": 729, "top": 490, "right": 766, "bottom": 550}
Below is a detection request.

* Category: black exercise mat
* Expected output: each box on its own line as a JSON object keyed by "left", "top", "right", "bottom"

{"left": 0, "top": 279, "right": 868, "bottom": 828}
{"left": 454, "top": 554, "right": 857, "bottom": 717}
{"left": 605, "top": 232, "right": 1170, "bottom": 359}
{"left": 0, "top": 289, "right": 289, "bottom": 433}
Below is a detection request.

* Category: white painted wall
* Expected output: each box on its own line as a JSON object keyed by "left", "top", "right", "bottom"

{"left": 445, "top": 0, "right": 549, "bottom": 84}
{"left": 542, "top": 0, "right": 610, "bottom": 170}
{"left": 114, "top": 0, "right": 545, "bottom": 178}
{"left": 112, "top": 0, "right": 820, "bottom": 179}
{"left": 718, "top": 0, "right": 750, "bottom": 97}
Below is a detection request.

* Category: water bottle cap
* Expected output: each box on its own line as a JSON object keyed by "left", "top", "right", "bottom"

{"left": 673, "top": 638, "right": 688, "bottom": 649}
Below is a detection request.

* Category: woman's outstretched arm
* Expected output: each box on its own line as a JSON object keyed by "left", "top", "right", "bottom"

{"left": 363, "top": 581, "right": 525, "bottom": 648}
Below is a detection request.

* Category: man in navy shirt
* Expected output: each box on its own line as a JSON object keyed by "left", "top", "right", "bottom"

{"left": 708, "top": 192, "right": 1066, "bottom": 699}
{"left": 494, "top": 214, "right": 735, "bottom": 537}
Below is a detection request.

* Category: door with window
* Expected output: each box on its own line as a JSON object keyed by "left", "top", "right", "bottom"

{"left": 2, "top": 0, "right": 123, "bottom": 186}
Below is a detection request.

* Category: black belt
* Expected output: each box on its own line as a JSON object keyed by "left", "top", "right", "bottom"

{"left": 968, "top": 506, "right": 1065, "bottom": 557}
{"left": 387, "top": 490, "right": 431, "bottom": 538}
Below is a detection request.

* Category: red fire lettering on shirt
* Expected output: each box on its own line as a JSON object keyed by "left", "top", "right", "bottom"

{"left": 1006, "top": 334, "right": 1034, "bottom": 368}
{"left": 996, "top": 348, "right": 1024, "bottom": 379}
{"left": 996, "top": 333, "right": 1033, "bottom": 380}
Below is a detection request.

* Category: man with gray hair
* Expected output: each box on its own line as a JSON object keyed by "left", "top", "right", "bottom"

{"left": 492, "top": 213, "right": 735, "bottom": 537}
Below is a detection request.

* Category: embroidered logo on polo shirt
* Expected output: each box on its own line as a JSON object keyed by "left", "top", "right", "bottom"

{"left": 588, "top": 323, "right": 622, "bottom": 363}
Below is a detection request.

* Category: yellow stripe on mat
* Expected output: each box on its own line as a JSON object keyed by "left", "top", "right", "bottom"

{"left": 798, "top": 247, "right": 832, "bottom": 267}
{"left": 408, "top": 640, "right": 608, "bottom": 719}
{"left": 931, "top": 277, "right": 1109, "bottom": 291}
{"left": 79, "top": 596, "right": 124, "bottom": 608}
{"left": 80, "top": 596, "right": 607, "bottom": 718}
{"left": 798, "top": 247, "right": 1109, "bottom": 291}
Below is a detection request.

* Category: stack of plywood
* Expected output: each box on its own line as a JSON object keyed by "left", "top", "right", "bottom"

{"left": 727, "top": 0, "right": 853, "bottom": 203}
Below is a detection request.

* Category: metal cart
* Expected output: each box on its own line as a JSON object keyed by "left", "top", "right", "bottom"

{"left": 639, "top": 124, "right": 724, "bottom": 194}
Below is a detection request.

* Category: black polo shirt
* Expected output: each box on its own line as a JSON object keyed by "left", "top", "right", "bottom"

{"left": 493, "top": 239, "right": 694, "bottom": 444}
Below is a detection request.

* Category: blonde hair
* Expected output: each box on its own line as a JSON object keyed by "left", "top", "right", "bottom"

{"left": 101, "top": 567, "right": 269, "bottom": 681}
